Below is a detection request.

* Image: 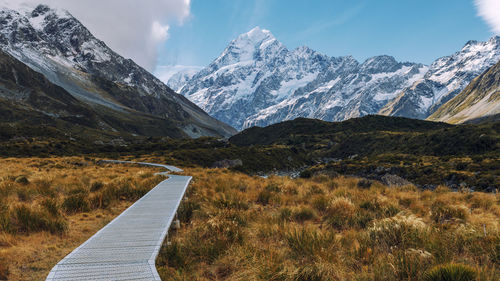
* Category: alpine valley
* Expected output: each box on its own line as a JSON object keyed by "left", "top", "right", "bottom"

{"left": 170, "top": 27, "right": 500, "bottom": 130}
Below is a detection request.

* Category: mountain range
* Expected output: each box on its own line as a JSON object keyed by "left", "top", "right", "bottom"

{"left": 0, "top": 4, "right": 498, "bottom": 140}
{"left": 169, "top": 27, "right": 500, "bottom": 130}
{"left": 0, "top": 4, "right": 236, "bottom": 138}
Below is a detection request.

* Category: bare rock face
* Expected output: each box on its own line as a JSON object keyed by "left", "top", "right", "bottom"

{"left": 381, "top": 174, "right": 413, "bottom": 187}
{"left": 212, "top": 159, "right": 243, "bottom": 168}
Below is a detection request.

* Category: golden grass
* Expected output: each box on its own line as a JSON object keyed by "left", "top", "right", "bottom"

{"left": 1, "top": 157, "right": 498, "bottom": 280}
{"left": 0, "top": 157, "right": 165, "bottom": 280}
{"left": 156, "top": 168, "right": 499, "bottom": 281}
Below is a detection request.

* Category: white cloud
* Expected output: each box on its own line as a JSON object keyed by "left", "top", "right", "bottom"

{"left": 155, "top": 65, "right": 202, "bottom": 83}
{"left": 152, "top": 21, "right": 171, "bottom": 42}
{"left": 475, "top": 0, "right": 500, "bottom": 35}
{"left": 0, "top": 0, "right": 191, "bottom": 71}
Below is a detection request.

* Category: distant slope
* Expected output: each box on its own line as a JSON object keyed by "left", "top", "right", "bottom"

{"left": 0, "top": 4, "right": 236, "bottom": 138}
{"left": 230, "top": 115, "right": 451, "bottom": 146}
{"left": 229, "top": 115, "right": 498, "bottom": 158}
{"left": 428, "top": 59, "right": 500, "bottom": 124}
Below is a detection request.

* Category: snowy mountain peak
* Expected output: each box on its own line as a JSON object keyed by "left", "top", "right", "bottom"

{"left": 245, "top": 26, "right": 272, "bottom": 41}
{"left": 460, "top": 35, "right": 500, "bottom": 54}
{"left": 214, "top": 27, "right": 284, "bottom": 67}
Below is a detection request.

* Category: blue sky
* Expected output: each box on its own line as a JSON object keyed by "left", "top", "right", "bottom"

{"left": 155, "top": 0, "right": 495, "bottom": 70}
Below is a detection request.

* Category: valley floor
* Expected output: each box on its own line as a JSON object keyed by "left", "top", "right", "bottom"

{"left": 0, "top": 157, "right": 498, "bottom": 280}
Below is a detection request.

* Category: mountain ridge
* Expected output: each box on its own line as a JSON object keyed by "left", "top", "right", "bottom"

{"left": 0, "top": 4, "right": 236, "bottom": 138}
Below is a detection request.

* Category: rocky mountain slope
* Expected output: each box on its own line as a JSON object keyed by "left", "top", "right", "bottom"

{"left": 0, "top": 4, "right": 236, "bottom": 137}
{"left": 380, "top": 37, "right": 500, "bottom": 119}
{"left": 427, "top": 59, "right": 500, "bottom": 124}
{"left": 0, "top": 49, "right": 192, "bottom": 139}
{"left": 174, "top": 27, "right": 500, "bottom": 130}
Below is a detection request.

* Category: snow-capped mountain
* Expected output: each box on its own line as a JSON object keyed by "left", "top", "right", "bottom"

{"left": 380, "top": 36, "right": 500, "bottom": 119}
{"left": 178, "top": 27, "right": 427, "bottom": 130}
{"left": 0, "top": 4, "right": 236, "bottom": 137}
{"left": 176, "top": 27, "right": 500, "bottom": 130}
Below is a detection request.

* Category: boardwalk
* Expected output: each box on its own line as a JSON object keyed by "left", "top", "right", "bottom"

{"left": 46, "top": 162, "right": 191, "bottom": 281}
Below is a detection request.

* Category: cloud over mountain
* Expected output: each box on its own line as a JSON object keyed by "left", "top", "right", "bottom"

{"left": 475, "top": 0, "right": 500, "bottom": 35}
{"left": 0, "top": 0, "right": 191, "bottom": 71}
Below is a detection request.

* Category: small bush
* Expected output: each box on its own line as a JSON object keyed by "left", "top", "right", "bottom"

{"left": 14, "top": 176, "right": 29, "bottom": 185}
{"left": 68, "top": 187, "right": 88, "bottom": 195}
{"left": 312, "top": 195, "right": 329, "bottom": 212}
{"left": 279, "top": 207, "right": 292, "bottom": 221}
{"left": 41, "top": 198, "right": 60, "bottom": 217}
{"left": 431, "top": 202, "right": 468, "bottom": 223}
{"left": 177, "top": 200, "right": 200, "bottom": 223}
{"left": 257, "top": 190, "right": 273, "bottom": 206}
{"left": 325, "top": 197, "right": 356, "bottom": 229}
{"left": 63, "top": 194, "right": 90, "bottom": 213}
{"left": 10, "top": 205, "right": 67, "bottom": 234}
{"left": 394, "top": 249, "right": 434, "bottom": 280}
{"left": 214, "top": 194, "right": 249, "bottom": 210}
{"left": 265, "top": 184, "right": 281, "bottom": 192}
{"left": 368, "top": 212, "right": 427, "bottom": 250}
{"left": 186, "top": 213, "right": 244, "bottom": 263}
{"left": 307, "top": 185, "right": 324, "bottom": 196}
{"left": 300, "top": 170, "right": 313, "bottom": 178}
{"left": 138, "top": 171, "right": 154, "bottom": 179}
{"left": 286, "top": 227, "right": 334, "bottom": 258}
{"left": 359, "top": 199, "right": 400, "bottom": 219}
{"left": 116, "top": 181, "right": 149, "bottom": 201}
{"left": 292, "top": 207, "right": 317, "bottom": 222}
{"left": 34, "top": 179, "right": 55, "bottom": 197}
{"left": 90, "top": 181, "right": 104, "bottom": 192}
{"left": 357, "top": 179, "right": 372, "bottom": 189}
{"left": 469, "top": 193, "right": 495, "bottom": 210}
{"left": 424, "top": 263, "right": 477, "bottom": 281}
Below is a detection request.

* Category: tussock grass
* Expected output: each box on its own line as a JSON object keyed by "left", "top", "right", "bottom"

{"left": 424, "top": 263, "right": 477, "bottom": 281}
{"left": 0, "top": 157, "right": 164, "bottom": 280}
{"left": 156, "top": 168, "right": 499, "bottom": 280}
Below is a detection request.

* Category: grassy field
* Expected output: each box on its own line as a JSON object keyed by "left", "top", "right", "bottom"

{"left": 0, "top": 156, "right": 498, "bottom": 280}
{"left": 156, "top": 168, "right": 499, "bottom": 281}
{"left": 0, "top": 157, "right": 165, "bottom": 280}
